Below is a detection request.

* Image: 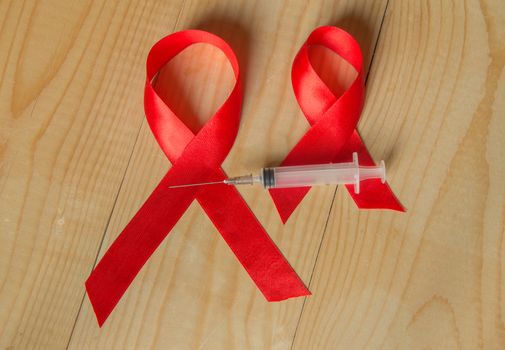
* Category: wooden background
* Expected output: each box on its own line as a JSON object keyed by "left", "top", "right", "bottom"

{"left": 1, "top": 0, "right": 504, "bottom": 349}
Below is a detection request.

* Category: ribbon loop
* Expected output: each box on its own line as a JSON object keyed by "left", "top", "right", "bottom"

{"left": 86, "top": 30, "right": 309, "bottom": 327}
{"left": 270, "top": 26, "right": 403, "bottom": 223}
{"left": 145, "top": 30, "right": 241, "bottom": 166}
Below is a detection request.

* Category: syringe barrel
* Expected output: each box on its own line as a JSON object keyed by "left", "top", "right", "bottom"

{"left": 264, "top": 163, "right": 357, "bottom": 188}
{"left": 262, "top": 153, "right": 385, "bottom": 193}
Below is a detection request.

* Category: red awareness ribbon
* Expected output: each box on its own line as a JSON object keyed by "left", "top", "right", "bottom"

{"left": 270, "top": 26, "right": 404, "bottom": 223}
{"left": 85, "top": 30, "right": 309, "bottom": 327}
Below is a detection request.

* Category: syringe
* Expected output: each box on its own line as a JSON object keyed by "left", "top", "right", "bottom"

{"left": 169, "top": 152, "right": 386, "bottom": 194}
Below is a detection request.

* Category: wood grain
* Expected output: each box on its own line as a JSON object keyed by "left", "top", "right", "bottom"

{"left": 0, "top": 0, "right": 184, "bottom": 348}
{"left": 2, "top": 0, "right": 503, "bottom": 349}
{"left": 292, "top": 0, "right": 505, "bottom": 349}
{"left": 67, "top": 0, "right": 388, "bottom": 349}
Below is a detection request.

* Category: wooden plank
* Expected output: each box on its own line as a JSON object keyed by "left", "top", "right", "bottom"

{"left": 293, "top": 0, "right": 505, "bottom": 348}
{"left": 68, "top": 0, "right": 389, "bottom": 348}
{"left": 0, "top": 0, "right": 184, "bottom": 348}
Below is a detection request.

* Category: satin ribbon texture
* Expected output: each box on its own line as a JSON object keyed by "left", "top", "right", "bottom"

{"left": 270, "top": 26, "right": 404, "bottom": 223}
{"left": 85, "top": 30, "right": 309, "bottom": 327}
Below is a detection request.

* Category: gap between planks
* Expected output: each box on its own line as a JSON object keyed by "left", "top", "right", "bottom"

{"left": 289, "top": 0, "right": 391, "bottom": 348}
{"left": 64, "top": 1, "right": 188, "bottom": 348}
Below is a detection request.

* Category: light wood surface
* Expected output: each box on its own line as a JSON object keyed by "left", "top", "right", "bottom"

{"left": 0, "top": 0, "right": 503, "bottom": 349}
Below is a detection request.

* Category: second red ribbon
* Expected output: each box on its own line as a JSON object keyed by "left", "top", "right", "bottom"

{"left": 270, "top": 26, "right": 404, "bottom": 222}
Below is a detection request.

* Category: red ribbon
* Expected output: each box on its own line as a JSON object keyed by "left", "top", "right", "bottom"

{"left": 85, "top": 30, "right": 309, "bottom": 327}
{"left": 270, "top": 26, "right": 404, "bottom": 223}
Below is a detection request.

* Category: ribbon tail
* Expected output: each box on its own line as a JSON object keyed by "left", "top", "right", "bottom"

{"left": 269, "top": 187, "right": 311, "bottom": 224}
{"left": 85, "top": 174, "right": 197, "bottom": 326}
{"left": 269, "top": 129, "right": 405, "bottom": 222}
{"left": 198, "top": 184, "right": 310, "bottom": 299}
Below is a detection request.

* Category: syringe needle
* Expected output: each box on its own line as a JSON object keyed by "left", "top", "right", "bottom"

{"left": 168, "top": 180, "right": 224, "bottom": 189}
